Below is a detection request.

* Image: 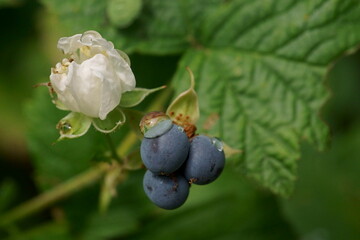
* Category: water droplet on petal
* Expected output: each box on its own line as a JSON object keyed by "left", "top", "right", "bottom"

{"left": 211, "top": 137, "right": 224, "bottom": 152}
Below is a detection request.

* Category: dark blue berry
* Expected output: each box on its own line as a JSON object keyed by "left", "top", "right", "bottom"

{"left": 183, "top": 135, "right": 225, "bottom": 185}
{"left": 143, "top": 170, "right": 189, "bottom": 210}
{"left": 140, "top": 124, "right": 190, "bottom": 174}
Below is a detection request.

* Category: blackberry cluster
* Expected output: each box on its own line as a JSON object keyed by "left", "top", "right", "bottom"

{"left": 140, "top": 113, "right": 225, "bottom": 210}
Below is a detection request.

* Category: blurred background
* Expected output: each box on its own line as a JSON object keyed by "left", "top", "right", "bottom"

{"left": 0, "top": 0, "right": 359, "bottom": 239}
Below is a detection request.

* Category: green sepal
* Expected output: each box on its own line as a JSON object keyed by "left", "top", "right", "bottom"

{"left": 56, "top": 112, "right": 92, "bottom": 140}
{"left": 92, "top": 107, "right": 126, "bottom": 133}
{"left": 166, "top": 67, "right": 199, "bottom": 124}
{"left": 119, "top": 86, "right": 166, "bottom": 108}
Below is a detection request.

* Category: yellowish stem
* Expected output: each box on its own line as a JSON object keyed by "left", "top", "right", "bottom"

{"left": 0, "top": 163, "right": 110, "bottom": 227}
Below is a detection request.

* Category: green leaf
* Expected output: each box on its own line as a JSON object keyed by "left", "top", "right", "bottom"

{"left": 92, "top": 107, "right": 126, "bottom": 133}
{"left": 38, "top": 0, "right": 108, "bottom": 34}
{"left": 118, "top": 0, "right": 226, "bottom": 54}
{"left": 167, "top": 0, "right": 360, "bottom": 196}
{"left": 119, "top": 86, "right": 166, "bottom": 108}
{"left": 107, "top": 0, "right": 143, "bottom": 28}
{"left": 37, "top": 0, "right": 360, "bottom": 197}
{"left": 81, "top": 207, "right": 138, "bottom": 240}
{"left": 38, "top": 0, "right": 224, "bottom": 54}
{"left": 6, "top": 222, "right": 72, "bottom": 240}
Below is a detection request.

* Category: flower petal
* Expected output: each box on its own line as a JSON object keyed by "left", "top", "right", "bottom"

{"left": 108, "top": 48, "right": 136, "bottom": 92}
{"left": 69, "top": 54, "right": 120, "bottom": 119}
{"left": 50, "top": 61, "right": 80, "bottom": 112}
{"left": 57, "top": 34, "right": 82, "bottom": 54}
{"left": 79, "top": 30, "right": 103, "bottom": 45}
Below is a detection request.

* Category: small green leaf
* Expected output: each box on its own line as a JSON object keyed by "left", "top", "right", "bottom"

{"left": 92, "top": 108, "right": 126, "bottom": 133}
{"left": 119, "top": 86, "right": 166, "bottom": 108}
{"left": 166, "top": 67, "right": 199, "bottom": 125}
{"left": 57, "top": 112, "right": 92, "bottom": 140}
{"left": 107, "top": 0, "right": 143, "bottom": 28}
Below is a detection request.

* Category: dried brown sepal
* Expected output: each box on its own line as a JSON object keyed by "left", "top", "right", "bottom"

{"left": 169, "top": 111, "right": 197, "bottom": 138}
{"left": 166, "top": 67, "right": 199, "bottom": 136}
{"left": 188, "top": 178, "right": 198, "bottom": 184}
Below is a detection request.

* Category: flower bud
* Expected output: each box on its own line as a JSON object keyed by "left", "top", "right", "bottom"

{"left": 50, "top": 30, "right": 136, "bottom": 120}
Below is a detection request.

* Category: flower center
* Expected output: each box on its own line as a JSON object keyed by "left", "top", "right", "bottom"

{"left": 51, "top": 58, "right": 72, "bottom": 74}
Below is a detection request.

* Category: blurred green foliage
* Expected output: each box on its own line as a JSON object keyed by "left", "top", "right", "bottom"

{"left": 281, "top": 54, "right": 360, "bottom": 240}
{"left": 0, "top": 0, "right": 359, "bottom": 240}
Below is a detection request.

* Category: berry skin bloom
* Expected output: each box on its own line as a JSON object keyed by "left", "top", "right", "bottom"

{"left": 50, "top": 30, "right": 136, "bottom": 120}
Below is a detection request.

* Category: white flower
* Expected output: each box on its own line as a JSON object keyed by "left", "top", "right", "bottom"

{"left": 50, "top": 30, "right": 135, "bottom": 120}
